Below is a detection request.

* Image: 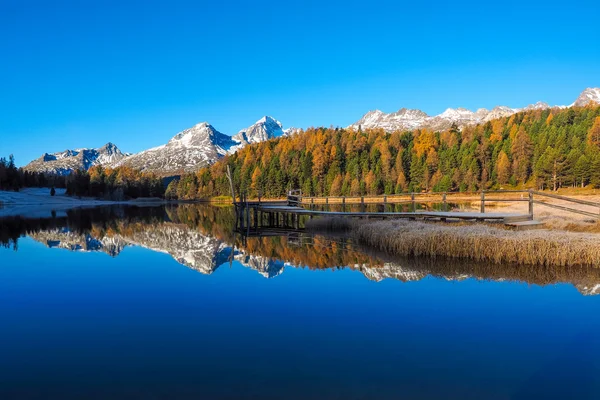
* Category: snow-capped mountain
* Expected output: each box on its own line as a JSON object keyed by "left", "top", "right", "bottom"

{"left": 23, "top": 116, "right": 291, "bottom": 176}
{"left": 233, "top": 116, "right": 285, "bottom": 146}
{"left": 114, "top": 116, "right": 290, "bottom": 175}
{"left": 349, "top": 88, "right": 599, "bottom": 132}
{"left": 24, "top": 142, "right": 128, "bottom": 175}
{"left": 571, "top": 88, "right": 600, "bottom": 107}
{"left": 114, "top": 122, "right": 237, "bottom": 174}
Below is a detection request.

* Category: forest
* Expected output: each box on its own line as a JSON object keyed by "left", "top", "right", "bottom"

{"left": 167, "top": 104, "right": 600, "bottom": 200}
{"left": 0, "top": 155, "right": 65, "bottom": 191}
{"left": 66, "top": 166, "right": 164, "bottom": 199}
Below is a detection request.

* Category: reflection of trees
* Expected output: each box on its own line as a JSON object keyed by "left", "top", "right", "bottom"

{"left": 3, "top": 204, "right": 600, "bottom": 295}
{"left": 164, "top": 204, "right": 236, "bottom": 243}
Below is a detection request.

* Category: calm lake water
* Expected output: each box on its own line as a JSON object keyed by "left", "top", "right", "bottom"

{"left": 1, "top": 205, "right": 599, "bottom": 399}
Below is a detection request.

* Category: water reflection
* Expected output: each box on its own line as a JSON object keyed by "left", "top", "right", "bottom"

{"left": 2, "top": 204, "right": 599, "bottom": 296}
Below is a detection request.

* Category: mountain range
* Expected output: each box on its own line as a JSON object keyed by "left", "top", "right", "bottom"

{"left": 348, "top": 87, "right": 600, "bottom": 132}
{"left": 24, "top": 116, "right": 291, "bottom": 176}
{"left": 23, "top": 88, "right": 600, "bottom": 176}
{"left": 23, "top": 143, "right": 129, "bottom": 175}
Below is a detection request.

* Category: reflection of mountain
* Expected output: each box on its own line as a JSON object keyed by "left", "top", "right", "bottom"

{"left": 28, "top": 222, "right": 283, "bottom": 279}
{"left": 120, "top": 224, "right": 231, "bottom": 274}
{"left": 7, "top": 204, "right": 600, "bottom": 295}
{"left": 354, "top": 260, "right": 600, "bottom": 296}
{"left": 357, "top": 263, "right": 428, "bottom": 282}
{"left": 234, "top": 254, "right": 285, "bottom": 278}
{"left": 31, "top": 229, "right": 128, "bottom": 257}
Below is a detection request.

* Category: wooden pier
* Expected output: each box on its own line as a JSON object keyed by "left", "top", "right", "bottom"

{"left": 227, "top": 167, "right": 600, "bottom": 234}
{"left": 231, "top": 190, "right": 539, "bottom": 233}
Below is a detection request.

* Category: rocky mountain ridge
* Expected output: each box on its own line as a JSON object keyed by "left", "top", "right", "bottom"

{"left": 24, "top": 116, "right": 291, "bottom": 176}
{"left": 348, "top": 87, "right": 599, "bottom": 132}
{"left": 23, "top": 142, "right": 128, "bottom": 175}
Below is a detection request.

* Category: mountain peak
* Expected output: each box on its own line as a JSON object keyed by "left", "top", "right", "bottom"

{"left": 572, "top": 87, "right": 600, "bottom": 107}
{"left": 234, "top": 115, "right": 284, "bottom": 145}
{"left": 25, "top": 143, "right": 127, "bottom": 175}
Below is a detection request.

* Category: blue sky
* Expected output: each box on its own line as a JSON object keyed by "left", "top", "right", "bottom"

{"left": 1, "top": 0, "right": 599, "bottom": 165}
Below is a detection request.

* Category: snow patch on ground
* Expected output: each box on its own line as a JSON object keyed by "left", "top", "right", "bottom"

{"left": 0, "top": 189, "right": 165, "bottom": 218}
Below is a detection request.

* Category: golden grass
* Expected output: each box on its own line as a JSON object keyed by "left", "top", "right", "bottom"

{"left": 306, "top": 217, "right": 600, "bottom": 267}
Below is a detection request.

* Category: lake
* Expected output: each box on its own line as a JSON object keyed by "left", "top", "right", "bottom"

{"left": 1, "top": 204, "right": 599, "bottom": 399}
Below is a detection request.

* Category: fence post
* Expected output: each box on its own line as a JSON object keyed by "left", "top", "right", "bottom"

{"left": 361, "top": 196, "right": 365, "bottom": 213}
{"left": 480, "top": 191, "right": 485, "bottom": 214}
{"left": 411, "top": 193, "right": 416, "bottom": 213}
{"left": 383, "top": 195, "right": 387, "bottom": 213}
{"left": 528, "top": 189, "right": 534, "bottom": 216}
{"left": 443, "top": 192, "right": 447, "bottom": 212}
{"left": 342, "top": 196, "right": 346, "bottom": 212}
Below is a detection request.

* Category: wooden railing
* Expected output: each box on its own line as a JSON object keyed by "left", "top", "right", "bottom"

{"left": 532, "top": 191, "right": 600, "bottom": 219}
{"left": 287, "top": 189, "right": 600, "bottom": 219}
{"left": 289, "top": 190, "right": 532, "bottom": 214}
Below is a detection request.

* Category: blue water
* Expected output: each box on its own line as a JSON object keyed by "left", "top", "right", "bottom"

{"left": 1, "top": 209, "right": 600, "bottom": 399}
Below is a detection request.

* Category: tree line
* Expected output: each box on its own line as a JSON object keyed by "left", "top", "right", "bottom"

{"left": 66, "top": 166, "right": 164, "bottom": 200}
{"left": 1, "top": 155, "right": 164, "bottom": 200}
{"left": 165, "top": 104, "right": 600, "bottom": 200}
{"left": 0, "top": 155, "right": 65, "bottom": 192}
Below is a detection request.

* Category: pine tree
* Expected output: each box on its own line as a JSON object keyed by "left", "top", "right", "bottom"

{"left": 511, "top": 127, "right": 533, "bottom": 184}
{"left": 496, "top": 151, "right": 511, "bottom": 185}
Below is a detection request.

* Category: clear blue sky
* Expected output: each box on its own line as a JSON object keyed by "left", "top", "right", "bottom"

{"left": 1, "top": 0, "right": 599, "bottom": 166}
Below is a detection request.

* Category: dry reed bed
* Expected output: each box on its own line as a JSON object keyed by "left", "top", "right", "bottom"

{"left": 305, "top": 218, "right": 600, "bottom": 267}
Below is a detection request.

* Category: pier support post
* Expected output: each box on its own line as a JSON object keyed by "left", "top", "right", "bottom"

{"left": 480, "top": 191, "right": 485, "bottom": 214}
{"left": 411, "top": 193, "right": 416, "bottom": 213}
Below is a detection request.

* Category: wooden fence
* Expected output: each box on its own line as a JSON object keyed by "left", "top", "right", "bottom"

{"left": 287, "top": 189, "right": 600, "bottom": 219}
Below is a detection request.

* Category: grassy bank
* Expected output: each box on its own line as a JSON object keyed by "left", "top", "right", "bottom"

{"left": 305, "top": 218, "right": 600, "bottom": 267}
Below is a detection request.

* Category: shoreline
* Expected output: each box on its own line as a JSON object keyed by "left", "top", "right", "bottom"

{"left": 0, "top": 188, "right": 174, "bottom": 219}
{"left": 306, "top": 217, "right": 600, "bottom": 267}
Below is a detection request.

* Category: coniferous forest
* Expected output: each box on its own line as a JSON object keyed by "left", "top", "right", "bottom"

{"left": 168, "top": 105, "right": 600, "bottom": 200}
{"left": 0, "top": 155, "right": 65, "bottom": 191}
{"left": 65, "top": 166, "right": 164, "bottom": 200}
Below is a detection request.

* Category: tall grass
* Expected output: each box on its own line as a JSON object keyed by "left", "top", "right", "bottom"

{"left": 306, "top": 217, "right": 600, "bottom": 267}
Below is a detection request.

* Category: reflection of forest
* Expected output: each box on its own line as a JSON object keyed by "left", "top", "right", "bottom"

{"left": 2, "top": 204, "right": 599, "bottom": 295}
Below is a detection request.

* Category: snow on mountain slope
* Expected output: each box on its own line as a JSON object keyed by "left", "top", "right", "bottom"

{"left": 114, "top": 122, "right": 237, "bottom": 174}
{"left": 349, "top": 88, "right": 600, "bottom": 133}
{"left": 352, "top": 108, "right": 428, "bottom": 132}
{"left": 572, "top": 88, "right": 600, "bottom": 107}
{"left": 24, "top": 142, "right": 128, "bottom": 175}
{"left": 24, "top": 116, "right": 293, "bottom": 176}
{"left": 233, "top": 116, "right": 285, "bottom": 145}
